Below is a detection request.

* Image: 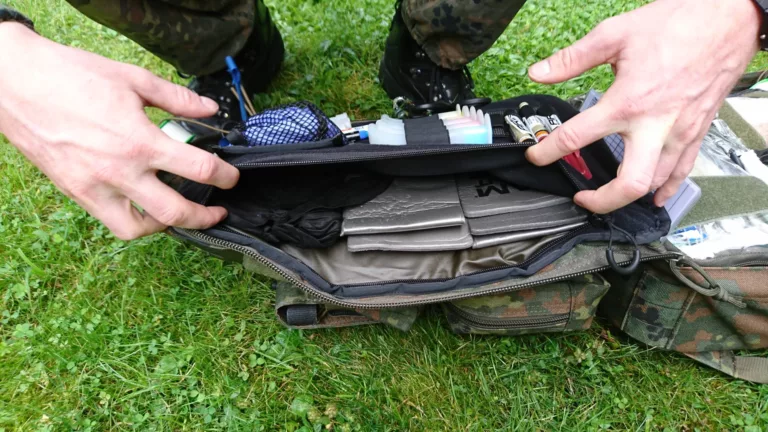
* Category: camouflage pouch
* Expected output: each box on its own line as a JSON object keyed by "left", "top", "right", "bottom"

{"left": 444, "top": 274, "right": 610, "bottom": 336}
{"left": 601, "top": 256, "right": 768, "bottom": 384}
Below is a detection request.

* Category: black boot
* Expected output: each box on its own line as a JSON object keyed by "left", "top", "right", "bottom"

{"left": 379, "top": 3, "right": 476, "bottom": 106}
{"left": 183, "top": 26, "right": 285, "bottom": 136}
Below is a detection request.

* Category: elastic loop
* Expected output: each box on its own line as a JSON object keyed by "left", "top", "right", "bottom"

{"left": 669, "top": 258, "right": 747, "bottom": 308}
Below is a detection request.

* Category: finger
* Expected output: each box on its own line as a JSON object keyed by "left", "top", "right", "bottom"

{"left": 529, "top": 19, "right": 623, "bottom": 84}
{"left": 90, "top": 195, "right": 166, "bottom": 241}
{"left": 654, "top": 138, "right": 704, "bottom": 207}
{"left": 526, "top": 100, "right": 621, "bottom": 166}
{"left": 127, "top": 175, "right": 229, "bottom": 229}
{"left": 147, "top": 131, "right": 240, "bottom": 189}
{"left": 574, "top": 121, "right": 668, "bottom": 213}
{"left": 130, "top": 68, "right": 220, "bottom": 118}
{"left": 651, "top": 108, "right": 713, "bottom": 197}
{"left": 649, "top": 144, "right": 686, "bottom": 191}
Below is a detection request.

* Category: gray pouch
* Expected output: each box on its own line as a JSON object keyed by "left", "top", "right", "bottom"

{"left": 472, "top": 222, "right": 586, "bottom": 249}
{"left": 458, "top": 175, "right": 571, "bottom": 218}
{"left": 468, "top": 203, "right": 588, "bottom": 236}
{"left": 342, "top": 177, "right": 464, "bottom": 236}
{"left": 347, "top": 222, "right": 473, "bottom": 252}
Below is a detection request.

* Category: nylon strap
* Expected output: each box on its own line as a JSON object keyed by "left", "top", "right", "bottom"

{"left": 684, "top": 351, "right": 768, "bottom": 384}
{"left": 403, "top": 116, "right": 450, "bottom": 145}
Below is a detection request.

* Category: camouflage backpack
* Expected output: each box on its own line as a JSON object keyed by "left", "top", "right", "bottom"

{"left": 169, "top": 93, "right": 768, "bottom": 384}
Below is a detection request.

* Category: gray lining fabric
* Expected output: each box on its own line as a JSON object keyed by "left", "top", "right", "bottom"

{"left": 281, "top": 234, "right": 561, "bottom": 286}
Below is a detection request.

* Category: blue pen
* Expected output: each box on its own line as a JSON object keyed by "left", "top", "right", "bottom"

{"left": 225, "top": 56, "right": 249, "bottom": 121}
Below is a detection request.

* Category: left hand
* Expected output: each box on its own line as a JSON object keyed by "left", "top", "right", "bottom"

{"left": 526, "top": 0, "right": 762, "bottom": 214}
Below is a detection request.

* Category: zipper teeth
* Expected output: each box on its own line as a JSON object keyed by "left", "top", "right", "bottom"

{"left": 734, "top": 261, "right": 768, "bottom": 267}
{"left": 177, "top": 228, "right": 679, "bottom": 310}
{"left": 446, "top": 304, "right": 569, "bottom": 329}
{"left": 232, "top": 142, "right": 529, "bottom": 168}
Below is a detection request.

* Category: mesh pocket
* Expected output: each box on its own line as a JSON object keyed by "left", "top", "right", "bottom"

{"left": 241, "top": 101, "right": 343, "bottom": 147}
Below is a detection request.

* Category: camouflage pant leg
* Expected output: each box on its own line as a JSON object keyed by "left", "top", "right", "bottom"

{"left": 66, "top": 0, "right": 278, "bottom": 76}
{"left": 401, "top": 0, "right": 527, "bottom": 70}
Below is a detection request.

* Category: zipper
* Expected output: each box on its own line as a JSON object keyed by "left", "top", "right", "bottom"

{"left": 175, "top": 228, "right": 681, "bottom": 309}
{"left": 231, "top": 141, "right": 532, "bottom": 169}
{"left": 445, "top": 304, "right": 569, "bottom": 329}
{"left": 736, "top": 261, "right": 768, "bottom": 267}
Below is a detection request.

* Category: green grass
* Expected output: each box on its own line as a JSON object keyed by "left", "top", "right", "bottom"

{"left": 2, "top": 0, "right": 768, "bottom": 430}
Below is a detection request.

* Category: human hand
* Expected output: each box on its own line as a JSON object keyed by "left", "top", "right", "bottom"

{"left": 526, "top": 0, "right": 762, "bottom": 213}
{"left": 0, "top": 23, "right": 239, "bottom": 240}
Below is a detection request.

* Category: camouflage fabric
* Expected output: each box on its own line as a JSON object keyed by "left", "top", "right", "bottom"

{"left": 401, "top": 0, "right": 528, "bottom": 70}
{"left": 605, "top": 262, "right": 768, "bottom": 353}
{"left": 444, "top": 274, "right": 610, "bottom": 336}
{"left": 62, "top": 0, "right": 520, "bottom": 75}
{"left": 274, "top": 282, "right": 420, "bottom": 331}
{"left": 65, "top": 0, "right": 279, "bottom": 76}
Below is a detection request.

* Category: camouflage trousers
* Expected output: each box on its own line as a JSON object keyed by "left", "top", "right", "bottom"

{"left": 67, "top": 0, "right": 527, "bottom": 75}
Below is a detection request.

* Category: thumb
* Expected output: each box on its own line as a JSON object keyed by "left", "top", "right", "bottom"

{"left": 132, "top": 70, "right": 219, "bottom": 118}
{"left": 529, "top": 20, "right": 622, "bottom": 84}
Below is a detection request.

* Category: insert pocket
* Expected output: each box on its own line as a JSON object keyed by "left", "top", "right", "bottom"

{"left": 443, "top": 274, "right": 611, "bottom": 336}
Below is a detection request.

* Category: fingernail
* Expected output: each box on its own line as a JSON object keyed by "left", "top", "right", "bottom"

{"left": 529, "top": 59, "right": 551, "bottom": 78}
{"left": 201, "top": 96, "right": 219, "bottom": 111}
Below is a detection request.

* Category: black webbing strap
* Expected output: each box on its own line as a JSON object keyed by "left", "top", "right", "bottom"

{"left": 403, "top": 116, "right": 450, "bottom": 145}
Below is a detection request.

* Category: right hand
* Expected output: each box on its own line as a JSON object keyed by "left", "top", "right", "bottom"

{"left": 0, "top": 23, "right": 239, "bottom": 240}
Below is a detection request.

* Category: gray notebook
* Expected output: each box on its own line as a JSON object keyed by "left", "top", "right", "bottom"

{"left": 468, "top": 202, "right": 588, "bottom": 236}
{"left": 342, "top": 177, "right": 464, "bottom": 236}
{"left": 457, "top": 175, "right": 571, "bottom": 218}
{"left": 472, "top": 222, "right": 587, "bottom": 249}
{"left": 347, "top": 222, "right": 473, "bottom": 252}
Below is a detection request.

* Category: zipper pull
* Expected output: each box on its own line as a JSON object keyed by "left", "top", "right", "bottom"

{"left": 669, "top": 257, "right": 747, "bottom": 308}
{"left": 596, "top": 214, "right": 641, "bottom": 275}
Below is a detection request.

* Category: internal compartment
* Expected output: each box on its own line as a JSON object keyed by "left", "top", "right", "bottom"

{"left": 207, "top": 143, "right": 600, "bottom": 286}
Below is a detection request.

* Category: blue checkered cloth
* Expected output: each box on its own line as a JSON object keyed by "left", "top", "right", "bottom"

{"left": 242, "top": 102, "right": 342, "bottom": 147}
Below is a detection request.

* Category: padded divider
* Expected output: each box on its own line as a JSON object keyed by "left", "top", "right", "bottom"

{"left": 403, "top": 116, "right": 450, "bottom": 145}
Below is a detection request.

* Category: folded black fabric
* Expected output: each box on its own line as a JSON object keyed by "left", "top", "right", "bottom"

{"left": 215, "top": 166, "right": 392, "bottom": 248}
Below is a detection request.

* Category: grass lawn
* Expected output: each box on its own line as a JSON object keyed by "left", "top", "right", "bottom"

{"left": 2, "top": 0, "right": 768, "bottom": 430}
